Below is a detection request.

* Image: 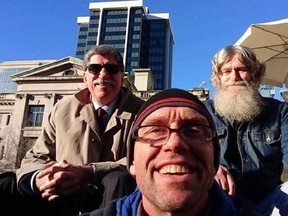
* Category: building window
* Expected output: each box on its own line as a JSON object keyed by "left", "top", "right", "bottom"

{"left": 27, "top": 105, "right": 44, "bottom": 127}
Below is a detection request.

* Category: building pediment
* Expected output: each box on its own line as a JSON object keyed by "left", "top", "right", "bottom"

{"left": 11, "top": 57, "right": 84, "bottom": 83}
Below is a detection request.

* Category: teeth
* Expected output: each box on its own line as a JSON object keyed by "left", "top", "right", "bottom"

{"left": 159, "top": 165, "right": 190, "bottom": 174}
{"left": 94, "top": 82, "right": 109, "bottom": 86}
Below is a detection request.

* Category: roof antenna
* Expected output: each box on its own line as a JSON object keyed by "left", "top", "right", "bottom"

{"left": 199, "top": 81, "right": 206, "bottom": 88}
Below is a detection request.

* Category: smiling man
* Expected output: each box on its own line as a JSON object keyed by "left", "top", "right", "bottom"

{"left": 83, "top": 88, "right": 239, "bottom": 216}
{"left": 16, "top": 45, "right": 144, "bottom": 215}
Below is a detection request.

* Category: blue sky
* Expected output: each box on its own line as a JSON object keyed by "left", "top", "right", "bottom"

{"left": 1, "top": 0, "right": 287, "bottom": 98}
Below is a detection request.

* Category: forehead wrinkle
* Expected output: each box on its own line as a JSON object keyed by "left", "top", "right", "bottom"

{"left": 141, "top": 107, "right": 209, "bottom": 126}
{"left": 141, "top": 113, "right": 165, "bottom": 125}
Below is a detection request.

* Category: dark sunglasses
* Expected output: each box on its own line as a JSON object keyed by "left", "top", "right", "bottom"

{"left": 87, "top": 64, "right": 119, "bottom": 75}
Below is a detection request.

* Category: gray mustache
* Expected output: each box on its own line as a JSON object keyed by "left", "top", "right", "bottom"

{"left": 96, "top": 79, "right": 116, "bottom": 85}
{"left": 231, "top": 81, "right": 247, "bottom": 86}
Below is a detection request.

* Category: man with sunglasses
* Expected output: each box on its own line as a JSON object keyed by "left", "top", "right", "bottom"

{"left": 82, "top": 88, "right": 240, "bottom": 216}
{"left": 16, "top": 45, "right": 144, "bottom": 215}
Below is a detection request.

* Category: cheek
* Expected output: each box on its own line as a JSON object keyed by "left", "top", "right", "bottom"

{"left": 133, "top": 144, "right": 156, "bottom": 173}
{"left": 241, "top": 73, "right": 251, "bottom": 81}
{"left": 133, "top": 146, "right": 147, "bottom": 169}
{"left": 195, "top": 144, "right": 214, "bottom": 168}
{"left": 220, "top": 75, "right": 229, "bottom": 84}
{"left": 115, "top": 73, "right": 124, "bottom": 83}
{"left": 84, "top": 74, "right": 94, "bottom": 85}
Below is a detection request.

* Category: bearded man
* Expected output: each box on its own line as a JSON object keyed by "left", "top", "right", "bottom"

{"left": 204, "top": 45, "right": 288, "bottom": 215}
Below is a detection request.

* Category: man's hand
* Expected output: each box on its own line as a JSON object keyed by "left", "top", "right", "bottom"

{"left": 214, "top": 165, "right": 236, "bottom": 196}
{"left": 35, "top": 160, "right": 93, "bottom": 201}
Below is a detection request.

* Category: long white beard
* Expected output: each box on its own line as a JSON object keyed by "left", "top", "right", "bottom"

{"left": 214, "top": 83, "right": 265, "bottom": 122}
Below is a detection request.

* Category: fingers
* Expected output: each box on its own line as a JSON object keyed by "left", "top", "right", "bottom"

{"left": 42, "top": 189, "right": 60, "bottom": 201}
{"left": 37, "top": 161, "right": 88, "bottom": 202}
{"left": 37, "top": 160, "right": 70, "bottom": 179}
{"left": 214, "top": 175, "right": 229, "bottom": 192}
{"left": 226, "top": 173, "right": 236, "bottom": 196}
{"left": 43, "top": 161, "right": 57, "bottom": 168}
{"left": 41, "top": 178, "right": 81, "bottom": 202}
{"left": 214, "top": 165, "right": 228, "bottom": 190}
{"left": 39, "top": 173, "right": 80, "bottom": 192}
{"left": 47, "top": 194, "right": 60, "bottom": 202}
{"left": 42, "top": 187, "right": 57, "bottom": 198}
{"left": 214, "top": 165, "right": 236, "bottom": 196}
{"left": 39, "top": 177, "right": 59, "bottom": 192}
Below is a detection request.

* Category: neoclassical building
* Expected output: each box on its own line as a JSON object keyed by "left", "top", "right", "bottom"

{"left": 0, "top": 57, "right": 85, "bottom": 171}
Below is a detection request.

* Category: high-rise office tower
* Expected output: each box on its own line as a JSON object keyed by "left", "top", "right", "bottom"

{"left": 75, "top": 0, "right": 174, "bottom": 90}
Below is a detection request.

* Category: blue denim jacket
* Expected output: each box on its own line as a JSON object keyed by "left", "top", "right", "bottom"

{"left": 204, "top": 98, "right": 288, "bottom": 202}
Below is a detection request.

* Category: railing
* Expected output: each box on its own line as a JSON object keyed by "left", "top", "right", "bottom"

{"left": 132, "top": 90, "right": 160, "bottom": 100}
{"left": 133, "top": 89, "right": 209, "bottom": 101}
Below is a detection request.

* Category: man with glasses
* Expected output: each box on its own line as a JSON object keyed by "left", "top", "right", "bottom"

{"left": 82, "top": 88, "right": 240, "bottom": 216}
{"left": 16, "top": 45, "right": 144, "bottom": 215}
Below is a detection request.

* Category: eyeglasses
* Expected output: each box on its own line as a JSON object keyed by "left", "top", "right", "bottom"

{"left": 87, "top": 64, "right": 119, "bottom": 75}
{"left": 133, "top": 124, "right": 213, "bottom": 146}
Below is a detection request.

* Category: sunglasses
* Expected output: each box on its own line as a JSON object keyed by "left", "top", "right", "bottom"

{"left": 87, "top": 64, "right": 119, "bottom": 75}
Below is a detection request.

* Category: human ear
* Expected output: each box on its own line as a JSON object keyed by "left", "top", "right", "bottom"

{"left": 83, "top": 73, "right": 88, "bottom": 86}
{"left": 129, "top": 161, "right": 136, "bottom": 175}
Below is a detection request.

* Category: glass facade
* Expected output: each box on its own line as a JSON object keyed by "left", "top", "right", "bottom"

{"left": 75, "top": 24, "right": 89, "bottom": 57}
{"left": 75, "top": 1, "right": 173, "bottom": 90}
{"left": 125, "top": 8, "right": 142, "bottom": 73}
{"left": 99, "top": 10, "right": 128, "bottom": 54}
{"left": 145, "top": 19, "right": 166, "bottom": 90}
{"left": 0, "top": 60, "right": 52, "bottom": 94}
{"left": 0, "top": 68, "right": 26, "bottom": 93}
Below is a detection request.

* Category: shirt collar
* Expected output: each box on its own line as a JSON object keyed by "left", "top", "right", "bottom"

{"left": 92, "top": 99, "right": 117, "bottom": 116}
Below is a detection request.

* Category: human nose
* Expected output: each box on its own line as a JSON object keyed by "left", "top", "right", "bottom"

{"left": 162, "top": 130, "right": 189, "bottom": 151}
{"left": 97, "top": 67, "right": 109, "bottom": 78}
{"left": 230, "top": 69, "right": 242, "bottom": 81}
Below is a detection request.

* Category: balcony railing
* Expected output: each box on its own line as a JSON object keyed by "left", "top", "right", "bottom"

{"left": 132, "top": 90, "right": 160, "bottom": 100}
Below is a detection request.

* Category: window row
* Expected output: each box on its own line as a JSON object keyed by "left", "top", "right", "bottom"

{"left": 105, "top": 35, "right": 126, "bottom": 40}
{"left": 107, "top": 18, "right": 127, "bottom": 24}
{"left": 105, "top": 26, "right": 126, "bottom": 32}
{"left": 106, "top": 10, "right": 127, "bottom": 15}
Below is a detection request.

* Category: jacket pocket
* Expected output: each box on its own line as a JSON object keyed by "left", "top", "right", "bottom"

{"left": 252, "top": 130, "right": 282, "bottom": 168}
{"left": 253, "top": 130, "right": 281, "bottom": 145}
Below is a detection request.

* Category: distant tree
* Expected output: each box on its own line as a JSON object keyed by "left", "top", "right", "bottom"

{"left": 0, "top": 117, "right": 36, "bottom": 173}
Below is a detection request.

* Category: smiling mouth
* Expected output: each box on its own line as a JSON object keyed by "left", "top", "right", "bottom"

{"left": 95, "top": 82, "right": 110, "bottom": 86}
{"left": 159, "top": 165, "right": 191, "bottom": 174}
{"left": 94, "top": 79, "right": 115, "bottom": 86}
